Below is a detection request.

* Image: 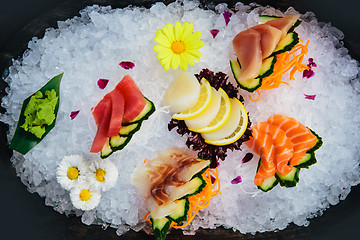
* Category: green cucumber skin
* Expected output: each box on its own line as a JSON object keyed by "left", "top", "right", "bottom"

{"left": 257, "top": 56, "right": 277, "bottom": 79}
{"left": 258, "top": 176, "right": 279, "bottom": 192}
{"left": 167, "top": 198, "right": 190, "bottom": 224}
{"left": 183, "top": 176, "right": 207, "bottom": 198}
{"left": 123, "top": 97, "right": 155, "bottom": 126}
{"left": 119, "top": 122, "right": 142, "bottom": 136}
{"left": 276, "top": 168, "right": 300, "bottom": 188}
{"left": 230, "top": 60, "right": 262, "bottom": 93}
{"left": 151, "top": 217, "right": 171, "bottom": 240}
{"left": 296, "top": 152, "right": 317, "bottom": 169}
{"left": 271, "top": 31, "right": 299, "bottom": 56}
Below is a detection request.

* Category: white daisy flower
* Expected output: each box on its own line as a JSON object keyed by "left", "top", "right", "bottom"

{"left": 70, "top": 182, "right": 101, "bottom": 211}
{"left": 87, "top": 159, "right": 118, "bottom": 191}
{"left": 56, "top": 155, "right": 88, "bottom": 190}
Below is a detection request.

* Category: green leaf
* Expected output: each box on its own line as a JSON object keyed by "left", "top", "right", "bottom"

{"left": 9, "top": 73, "right": 63, "bottom": 155}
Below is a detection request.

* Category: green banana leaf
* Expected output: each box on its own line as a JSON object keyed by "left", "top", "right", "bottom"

{"left": 9, "top": 73, "right": 63, "bottom": 155}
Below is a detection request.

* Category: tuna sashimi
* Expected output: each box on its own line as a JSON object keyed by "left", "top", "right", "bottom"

{"left": 107, "top": 90, "right": 125, "bottom": 137}
{"left": 116, "top": 75, "right": 146, "bottom": 122}
{"left": 251, "top": 24, "right": 283, "bottom": 59}
{"left": 232, "top": 29, "right": 263, "bottom": 82}
{"left": 267, "top": 114, "right": 317, "bottom": 166}
{"left": 90, "top": 96, "right": 112, "bottom": 153}
{"left": 265, "top": 14, "right": 300, "bottom": 39}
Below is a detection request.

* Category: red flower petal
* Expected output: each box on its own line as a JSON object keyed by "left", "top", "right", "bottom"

{"left": 304, "top": 94, "right": 316, "bottom": 100}
{"left": 97, "top": 79, "right": 109, "bottom": 90}
{"left": 231, "top": 176, "right": 242, "bottom": 184}
{"left": 210, "top": 29, "right": 219, "bottom": 38}
{"left": 241, "top": 153, "right": 253, "bottom": 164}
{"left": 303, "top": 69, "right": 315, "bottom": 79}
{"left": 70, "top": 110, "right": 80, "bottom": 120}
{"left": 119, "top": 61, "right": 135, "bottom": 70}
{"left": 223, "top": 10, "right": 232, "bottom": 26}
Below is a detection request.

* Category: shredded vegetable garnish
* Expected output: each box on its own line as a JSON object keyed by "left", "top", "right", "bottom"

{"left": 143, "top": 168, "right": 221, "bottom": 228}
{"left": 249, "top": 40, "right": 310, "bottom": 101}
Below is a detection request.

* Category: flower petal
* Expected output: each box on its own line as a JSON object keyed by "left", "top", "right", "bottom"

{"left": 181, "top": 52, "right": 196, "bottom": 65}
{"left": 171, "top": 54, "right": 180, "bottom": 70}
{"left": 70, "top": 110, "right": 80, "bottom": 120}
{"left": 174, "top": 21, "right": 182, "bottom": 41}
{"left": 304, "top": 94, "right": 316, "bottom": 100}
{"left": 97, "top": 79, "right": 109, "bottom": 89}
{"left": 156, "top": 48, "right": 173, "bottom": 59}
{"left": 186, "top": 49, "right": 202, "bottom": 60}
{"left": 178, "top": 55, "right": 188, "bottom": 70}
{"left": 183, "top": 31, "right": 202, "bottom": 43}
{"left": 223, "top": 10, "right": 232, "bottom": 26}
{"left": 154, "top": 34, "right": 171, "bottom": 48}
{"left": 231, "top": 176, "right": 242, "bottom": 184}
{"left": 119, "top": 61, "right": 135, "bottom": 70}
{"left": 210, "top": 29, "right": 219, "bottom": 38}
{"left": 181, "top": 22, "right": 194, "bottom": 42}
{"left": 185, "top": 39, "right": 204, "bottom": 50}
{"left": 162, "top": 23, "right": 175, "bottom": 42}
{"left": 241, "top": 153, "right": 253, "bottom": 164}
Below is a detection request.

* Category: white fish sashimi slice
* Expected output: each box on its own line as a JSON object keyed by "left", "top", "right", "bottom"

{"left": 147, "top": 197, "right": 179, "bottom": 219}
{"left": 251, "top": 24, "right": 283, "bottom": 59}
{"left": 232, "top": 29, "right": 263, "bottom": 83}
{"left": 177, "top": 159, "right": 210, "bottom": 182}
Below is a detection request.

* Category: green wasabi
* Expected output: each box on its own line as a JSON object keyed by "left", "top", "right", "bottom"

{"left": 21, "top": 89, "right": 58, "bottom": 138}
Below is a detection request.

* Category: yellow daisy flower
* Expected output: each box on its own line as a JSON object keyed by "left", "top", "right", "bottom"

{"left": 153, "top": 21, "right": 204, "bottom": 71}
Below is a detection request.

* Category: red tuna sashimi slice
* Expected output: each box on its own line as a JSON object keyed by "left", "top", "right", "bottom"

{"left": 107, "top": 90, "right": 125, "bottom": 137}
{"left": 115, "top": 75, "right": 146, "bottom": 123}
{"left": 251, "top": 24, "right": 283, "bottom": 59}
{"left": 245, "top": 125, "right": 276, "bottom": 186}
{"left": 265, "top": 14, "right": 300, "bottom": 39}
{"left": 267, "top": 114, "right": 317, "bottom": 167}
{"left": 232, "top": 28, "right": 263, "bottom": 82}
{"left": 90, "top": 96, "right": 112, "bottom": 153}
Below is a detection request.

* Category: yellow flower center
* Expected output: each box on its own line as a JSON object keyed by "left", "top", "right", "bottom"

{"left": 171, "top": 41, "right": 185, "bottom": 54}
{"left": 67, "top": 167, "right": 79, "bottom": 180}
{"left": 96, "top": 168, "right": 106, "bottom": 182}
{"left": 79, "top": 189, "right": 91, "bottom": 201}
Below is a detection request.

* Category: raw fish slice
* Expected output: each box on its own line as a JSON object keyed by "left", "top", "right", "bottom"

{"left": 115, "top": 75, "right": 147, "bottom": 123}
{"left": 245, "top": 125, "right": 276, "bottom": 186}
{"left": 267, "top": 114, "right": 317, "bottom": 166}
{"left": 232, "top": 29, "right": 263, "bottom": 82}
{"left": 107, "top": 90, "right": 125, "bottom": 137}
{"left": 265, "top": 14, "right": 300, "bottom": 39}
{"left": 90, "top": 96, "right": 112, "bottom": 153}
{"left": 251, "top": 24, "right": 283, "bottom": 59}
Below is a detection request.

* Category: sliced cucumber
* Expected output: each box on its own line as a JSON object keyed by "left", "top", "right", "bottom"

{"left": 272, "top": 31, "right": 299, "bottom": 56}
{"left": 258, "top": 56, "right": 277, "bottom": 79}
{"left": 258, "top": 175, "right": 278, "bottom": 192}
{"left": 230, "top": 59, "right": 262, "bottom": 93}
{"left": 296, "top": 152, "right": 317, "bottom": 169}
{"left": 150, "top": 217, "right": 171, "bottom": 240}
{"left": 100, "top": 139, "right": 113, "bottom": 159}
{"left": 276, "top": 166, "right": 300, "bottom": 188}
{"left": 258, "top": 15, "right": 280, "bottom": 24}
{"left": 288, "top": 20, "right": 302, "bottom": 33}
{"left": 307, "top": 128, "right": 323, "bottom": 153}
{"left": 119, "top": 122, "right": 141, "bottom": 136}
{"left": 123, "top": 97, "right": 155, "bottom": 125}
{"left": 167, "top": 198, "right": 189, "bottom": 224}
{"left": 169, "top": 176, "right": 206, "bottom": 201}
{"left": 109, "top": 135, "right": 131, "bottom": 151}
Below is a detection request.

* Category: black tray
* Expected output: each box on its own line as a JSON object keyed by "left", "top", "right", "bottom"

{"left": 1, "top": 1, "right": 359, "bottom": 239}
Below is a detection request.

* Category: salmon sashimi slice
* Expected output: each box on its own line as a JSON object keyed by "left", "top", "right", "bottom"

{"left": 267, "top": 114, "right": 317, "bottom": 166}
{"left": 265, "top": 14, "right": 300, "bottom": 39}
{"left": 251, "top": 24, "right": 283, "bottom": 59}
{"left": 232, "top": 28, "right": 263, "bottom": 82}
{"left": 245, "top": 125, "right": 277, "bottom": 186}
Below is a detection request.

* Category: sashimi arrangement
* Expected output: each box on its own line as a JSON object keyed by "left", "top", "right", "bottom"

{"left": 1, "top": 1, "right": 360, "bottom": 239}
{"left": 90, "top": 74, "right": 155, "bottom": 158}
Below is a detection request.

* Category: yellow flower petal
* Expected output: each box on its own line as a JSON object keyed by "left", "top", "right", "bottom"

{"left": 171, "top": 54, "right": 180, "bottom": 70}
{"left": 160, "top": 55, "right": 172, "bottom": 71}
{"left": 183, "top": 31, "right": 202, "bottom": 43}
{"left": 153, "top": 44, "right": 169, "bottom": 54}
{"left": 186, "top": 49, "right": 202, "bottom": 61}
{"left": 174, "top": 21, "right": 182, "bottom": 41}
{"left": 178, "top": 55, "right": 188, "bottom": 70}
{"left": 181, "top": 22, "right": 194, "bottom": 41}
{"left": 162, "top": 23, "right": 175, "bottom": 42}
{"left": 181, "top": 52, "right": 196, "bottom": 65}
{"left": 154, "top": 33, "right": 171, "bottom": 48}
{"left": 156, "top": 48, "right": 172, "bottom": 59}
{"left": 185, "top": 39, "right": 204, "bottom": 50}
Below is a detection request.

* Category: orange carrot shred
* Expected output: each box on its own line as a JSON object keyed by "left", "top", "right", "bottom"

{"left": 249, "top": 40, "right": 310, "bottom": 102}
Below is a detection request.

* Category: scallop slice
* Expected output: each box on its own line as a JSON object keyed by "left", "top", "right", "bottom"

{"left": 184, "top": 87, "right": 221, "bottom": 130}
{"left": 251, "top": 24, "right": 283, "bottom": 59}
{"left": 232, "top": 29, "right": 263, "bottom": 83}
{"left": 201, "top": 98, "right": 241, "bottom": 141}
{"left": 163, "top": 72, "right": 200, "bottom": 113}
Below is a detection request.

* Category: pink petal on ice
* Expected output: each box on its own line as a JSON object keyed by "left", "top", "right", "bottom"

{"left": 223, "top": 10, "right": 232, "bottom": 26}
{"left": 119, "top": 61, "right": 135, "bottom": 70}
{"left": 241, "top": 153, "right": 253, "bottom": 164}
{"left": 210, "top": 29, "right": 219, "bottom": 38}
{"left": 303, "top": 69, "right": 315, "bottom": 79}
{"left": 231, "top": 176, "right": 242, "bottom": 184}
{"left": 97, "top": 79, "right": 109, "bottom": 89}
{"left": 304, "top": 94, "right": 316, "bottom": 100}
{"left": 70, "top": 110, "right": 80, "bottom": 120}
